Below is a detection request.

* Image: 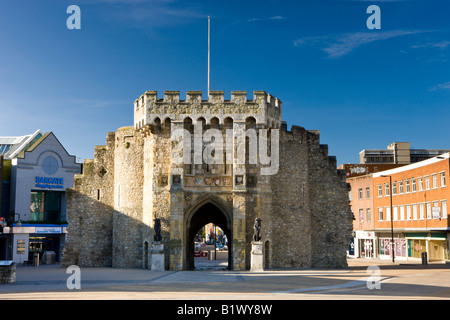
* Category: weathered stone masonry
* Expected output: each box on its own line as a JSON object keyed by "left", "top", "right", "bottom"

{"left": 61, "top": 90, "right": 353, "bottom": 270}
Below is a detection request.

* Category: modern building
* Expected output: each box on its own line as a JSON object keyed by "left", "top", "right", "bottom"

{"left": 343, "top": 163, "right": 406, "bottom": 258}
{"left": 346, "top": 153, "right": 449, "bottom": 262}
{"left": 360, "top": 142, "right": 450, "bottom": 165}
{"left": 338, "top": 163, "right": 405, "bottom": 178}
{"left": 0, "top": 130, "right": 81, "bottom": 263}
{"left": 373, "top": 153, "right": 449, "bottom": 262}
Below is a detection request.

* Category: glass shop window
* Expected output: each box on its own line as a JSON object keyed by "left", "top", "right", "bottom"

{"left": 30, "top": 191, "right": 62, "bottom": 222}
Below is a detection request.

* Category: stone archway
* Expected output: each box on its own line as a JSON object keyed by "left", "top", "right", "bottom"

{"left": 184, "top": 197, "right": 233, "bottom": 270}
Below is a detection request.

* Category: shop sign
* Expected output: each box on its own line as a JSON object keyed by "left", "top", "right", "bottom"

{"left": 35, "top": 177, "right": 64, "bottom": 190}
{"left": 16, "top": 239, "right": 26, "bottom": 254}
{"left": 36, "top": 227, "right": 62, "bottom": 234}
{"left": 358, "top": 231, "right": 374, "bottom": 238}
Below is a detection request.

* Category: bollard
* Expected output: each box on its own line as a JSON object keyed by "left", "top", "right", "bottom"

{"left": 421, "top": 252, "right": 428, "bottom": 266}
{"left": 34, "top": 253, "right": 39, "bottom": 267}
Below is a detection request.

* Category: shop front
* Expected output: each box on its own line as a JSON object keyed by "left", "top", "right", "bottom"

{"left": 378, "top": 235, "right": 408, "bottom": 261}
{"left": 5, "top": 225, "right": 67, "bottom": 264}
{"left": 406, "top": 232, "right": 449, "bottom": 262}
{"left": 376, "top": 232, "right": 449, "bottom": 262}
{"left": 356, "top": 231, "right": 376, "bottom": 258}
{"left": 2, "top": 131, "right": 80, "bottom": 264}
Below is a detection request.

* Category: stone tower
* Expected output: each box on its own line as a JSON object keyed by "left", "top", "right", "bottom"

{"left": 62, "top": 90, "right": 353, "bottom": 271}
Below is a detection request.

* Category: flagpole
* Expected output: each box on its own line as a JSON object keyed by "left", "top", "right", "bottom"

{"left": 208, "top": 16, "right": 210, "bottom": 98}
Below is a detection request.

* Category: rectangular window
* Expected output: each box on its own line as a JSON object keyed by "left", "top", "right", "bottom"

{"left": 378, "top": 207, "right": 383, "bottom": 221}
{"left": 386, "top": 207, "right": 391, "bottom": 221}
{"left": 399, "top": 205, "right": 405, "bottom": 220}
{"left": 377, "top": 185, "right": 382, "bottom": 197}
{"left": 393, "top": 182, "right": 397, "bottom": 195}
{"left": 441, "top": 172, "right": 446, "bottom": 187}
{"left": 359, "top": 209, "right": 364, "bottom": 222}
{"left": 442, "top": 200, "right": 447, "bottom": 219}
{"left": 399, "top": 181, "right": 404, "bottom": 194}
{"left": 366, "top": 187, "right": 370, "bottom": 199}
{"left": 419, "top": 203, "right": 425, "bottom": 219}
{"left": 406, "top": 205, "right": 411, "bottom": 220}
{"left": 412, "top": 179, "right": 416, "bottom": 192}
{"left": 412, "top": 204, "right": 418, "bottom": 220}
{"left": 366, "top": 208, "right": 371, "bottom": 222}
{"left": 393, "top": 206, "right": 398, "bottom": 221}
{"left": 418, "top": 177, "right": 423, "bottom": 191}
{"left": 348, "top": 191, "right": 352, "bottom": 201}
{"left": 425, "top": 176, "right": 430, "bottom": 190}
{"left": 358, "top": 188, "right": 363, "bottom": 200}
{"left": 385, "top": 183, "right": 390, "bottom": 196}
{"left": 426, "top": 202, "right": 432, "bottom": 219}
{"left": 432, "top": 174, "right": 438, "bottom": 189}
{"left": 30, "top": 191, "right": 62, "bottom": 222}
{"left": 433, "top": 201, "right": 440, "bottom": 219}
{"left": 406, "top": 180, "right": 411, "bottom": 193}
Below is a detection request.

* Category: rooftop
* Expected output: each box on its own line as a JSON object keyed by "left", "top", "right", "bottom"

{"left": 0, "top": 130, "right": 43, "bottom": 160}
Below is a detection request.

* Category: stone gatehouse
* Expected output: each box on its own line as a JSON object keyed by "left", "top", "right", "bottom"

{"left": 61, "top": 90, "right": 353, "bottom": 271}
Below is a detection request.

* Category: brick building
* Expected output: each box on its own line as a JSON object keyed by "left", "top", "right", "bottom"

{"left": 347, "top": 174, "right": 375, "bottom": 258}
{"left": 342, "top": 163, "right": 405, "bottom": 258}
{"left": 373, "top": 153, "right": 449, "bottom": 262}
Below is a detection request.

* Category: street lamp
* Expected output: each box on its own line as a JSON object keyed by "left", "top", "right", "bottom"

{"left": 8, "top": 212, "right": 22, "bottom": 228}
{"left": 14, "top": 213, "right": 22, "bottom": 228}
{"left": 381, "top": 175, "right": 395, "bottom": 263}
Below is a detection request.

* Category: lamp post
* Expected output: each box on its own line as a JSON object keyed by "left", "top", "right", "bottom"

{"left": 9, "top": 212, "right": 21, "bottom": 228}
{"left": 381, "top": 175, "right": 395, "bottom": 263}
{"left": 15, "top": 213, "right": 22, "bottom": 228}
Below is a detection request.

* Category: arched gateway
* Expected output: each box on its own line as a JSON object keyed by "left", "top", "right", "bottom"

{"left": 61, "top": 90, "right": 353, "bottom": 271}
{"left": 184, "top": 196, "right": 232, "bottom": 270}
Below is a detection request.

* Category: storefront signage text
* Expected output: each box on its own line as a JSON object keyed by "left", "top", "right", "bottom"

{"left": 35, "top": 177, "right": 64, "bottom": 189}
{"left": 36, "top": 227, "right": 63, "bottom": 234}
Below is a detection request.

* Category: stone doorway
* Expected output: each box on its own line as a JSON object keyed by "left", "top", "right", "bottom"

{"left": 184, "top": 199, "right": 232, "bottom": 270}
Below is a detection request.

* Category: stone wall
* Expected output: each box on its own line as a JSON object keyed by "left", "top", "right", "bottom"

{"left": 0, "top": 263, "right": 16, "bottom": 284}
{"left": 61, "top": 132, "right": 115, "bottom": 267}
{"left": 62, "top": 90, "right": 353, "bottom": 271}
{"left": 307, "top": 133, "right": 353, "bottom": 268}
{"left": 112, "top": 127, "right": 147, "bottom": 268}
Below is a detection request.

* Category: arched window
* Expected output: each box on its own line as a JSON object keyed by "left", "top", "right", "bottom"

{"left": 163, "top": 117, "right": 171, "bottom": 134}
{"left": 210, "top": 117, "right": 220, "bottom": 129}
{"left": 184, "top": 117, "right": 193, "bottom": 134}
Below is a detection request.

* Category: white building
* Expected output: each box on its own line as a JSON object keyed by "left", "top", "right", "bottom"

{"left": 0, "top": 130, "right": 81, "bottom": 264}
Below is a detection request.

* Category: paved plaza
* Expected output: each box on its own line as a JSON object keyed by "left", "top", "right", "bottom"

{"left": 0, "top": 258, "right": 449, "bottom": 300}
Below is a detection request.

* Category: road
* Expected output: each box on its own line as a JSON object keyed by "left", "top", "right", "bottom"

{"left": 0, "top": 258, "right": 449, "bottom": 301}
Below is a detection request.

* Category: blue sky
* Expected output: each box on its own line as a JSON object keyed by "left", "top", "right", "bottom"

{"left": 0, "top": 0, "right": 449, "bottom": 164}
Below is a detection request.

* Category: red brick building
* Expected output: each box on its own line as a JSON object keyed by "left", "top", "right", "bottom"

{"left": 373, "top": 153, "right": 449, "bottom": 262}
{"left": 344, "top": 164, "right": 406, "bottom": 258}
{"left": 347, "top": 174, "right": 375, "bottom": 258}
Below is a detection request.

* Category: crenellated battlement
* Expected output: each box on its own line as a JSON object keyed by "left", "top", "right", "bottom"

{"left": 134, "top": 90, "right": 282, "bottom": 131}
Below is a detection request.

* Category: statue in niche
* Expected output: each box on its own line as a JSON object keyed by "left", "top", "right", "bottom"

{"left": 253, "top": 217, "right": 262, "bottom": 242}
{"left": 153, "top": 218, "right": 162, "bottom": 242}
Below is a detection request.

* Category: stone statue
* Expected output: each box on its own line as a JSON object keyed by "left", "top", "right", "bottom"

{"left": 153, "top": 218, "right": 162, "bottom": 242}
{"left": 253, "top": 217, "right": 262, "bottom": 242}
